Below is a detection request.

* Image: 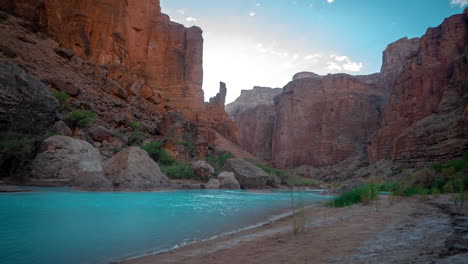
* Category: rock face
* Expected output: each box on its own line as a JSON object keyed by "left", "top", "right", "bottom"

{"left": 0, "top": 59, "right": 58, "bottom": 129}
{"left": 30, "top": 136, "right": 112, "bottom": 189}
{"left": 272, "top": 74, "right": 384, "bottom": 168}
{"left": 225, "top": 86, "right": 282, "bottom": 161}
{"left": 205, "top": 179, "right": 220, "bottom": 189}
{"left": 236, "top": 104, "right": 276, "bottom": 161}
{"left": 222, "top": 158, "right": 269, "bottom": 189}
{"left": 217, "top": 171, "right": 241, "bottom": 190}
{"left": 191, "top": 160, "right": 215, "bottom": 179}
{"left": 226, "top": 86, "right": 282, "bottom": 121}
{"left": 203, "top": 82, "right": 238, "bottom": 143}
{"left": 368, "top": 10, "right": 468, "bottom": 165}
{"left": 103, "top": 147, "right": 170, "bottom": 189}
{"left": 1, "top": 0, "right": 235, "bottom": 147}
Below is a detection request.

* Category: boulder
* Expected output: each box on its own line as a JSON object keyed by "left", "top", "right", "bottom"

{"left": 103, "top": 147, "right": 170, "bottom": 190}
{"left": 191, "top": 160, "right": 215, "bottom": 179}
{"left": 222, "top": 159, "right": 269, "bottom": 189}
{"left": 217, "top": 171, "right": 241, "bottom": 190}
{"left": 0, "top": 60, "right": 58, "bottom": 129}
{"left": 47, "top": 78, "right": 81, "bottom": 97}
{"left": 53, "top": 47, "right": 75, "bottom": 59}
{"left": 30, "top": 136, "right": 112, "bottom": 189}
{"left": 205, "top": 179, "right": 220, "bottom": 189}
{"left": 51, "top": 120, "right": 72, "bottom": 136}
{"left": 88, "top": 125, "right": 113, "bottom": 142}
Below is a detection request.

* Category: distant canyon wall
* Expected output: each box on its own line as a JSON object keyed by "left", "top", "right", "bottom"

{"left": 1, "top": 0, "right": 236, "bottom": 143}
{"left": 229, "top": 9, "right": 468, "bottom": 169}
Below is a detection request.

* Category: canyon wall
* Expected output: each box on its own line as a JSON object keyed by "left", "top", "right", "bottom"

{"left": 368, "top": 9, "right": 468, "bottom": 165}
{"left": 272, "top": 74, "right": 384, "bottom": 168}
{"left": 0, "top": 0, "right": 236, "bottom": 144}
{"left": 226, "top": 87, "right": 282, "bottom": 161}
{"left": 231, "top": 9, "right": 467, "bottom": 169}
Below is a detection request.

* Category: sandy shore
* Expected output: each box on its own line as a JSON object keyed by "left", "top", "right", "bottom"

{"left": 122, "top": 195, "right": 468, "bottom": 264}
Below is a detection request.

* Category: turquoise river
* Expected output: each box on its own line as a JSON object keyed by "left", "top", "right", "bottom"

{"left": 0, "top": 187, "right": 330, "bottom": 264}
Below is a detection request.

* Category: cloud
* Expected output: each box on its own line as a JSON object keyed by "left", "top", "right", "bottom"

{"left": 176, "top": 9, "right": 185, "bottom": 15}
{"left": 327, "top": 62, "right": 342, "bottom": 71}
{"left": 304, "top": 54, "right": 323, "bottom": 60}
{"left": 343, "top": 61, "right": 363, "bottom": 72}
{"left": 327, "top": 0, "right": 335, "bottom": 3}
{"left": 451, "top": 0, "right": 468, "bottom": 7}
{"left": 186, "top": 17, "right": 197, "bottom": 22}
{"left": 331, "top": 55, "right": 349, "bottom": 61}
{"left": 256, "top": 3, "right": 261, "bottom": 7}
{"left": 249, "top": 11, "right": 256, "bottom": 16}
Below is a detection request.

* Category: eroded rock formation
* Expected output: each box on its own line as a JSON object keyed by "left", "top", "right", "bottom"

{"left": 369, "top": 9, "right": 468, "bottom": 165}
{"left": 225, "top": 86, "right": 282, "bottom": 161}
{"left": 1, "top": 0, "right": 235, "bottom": 147}
{"left": 272, "top": 74, "right": 384, "bottom": 168}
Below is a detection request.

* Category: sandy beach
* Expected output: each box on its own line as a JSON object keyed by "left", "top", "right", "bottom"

{"left": 122, "top": 195, "right": 467, "bottom": 264}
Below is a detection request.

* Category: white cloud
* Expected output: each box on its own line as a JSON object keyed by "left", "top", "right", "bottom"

{"left": 176, "top": 9, "right": 185, "bottom": 15}
{"left": 331, "top": 55, "right": 349, "bottom": 61}
{"left": 451, "top": 0, "right": 468, "bottom": 7}
{"left": 249, "top": 11, "right": 256, "bottom": 16}
{"left": 327, "top": 0, "right": 335, "bottom": 3}
{"left": 186, "top": 17, "right": 197, "bottom": 22}
{"left": 343, "top": 61, "right": 363, "bottom": 72}
{"left": 304, "top": 54, "right": 322, "bottom": 60}
{"left": 327, "top": 62, "right": 342, "bottom": 72}
{"left": 256, "top": 3, "right": 261, "bottom": 6}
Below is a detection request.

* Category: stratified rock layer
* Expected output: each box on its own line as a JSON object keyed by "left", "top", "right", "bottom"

{"left": 369, "top": 10, "right": 468, "bottom": 164}
{"left": 272, "top": 74, "right": 384, "bottom": 168}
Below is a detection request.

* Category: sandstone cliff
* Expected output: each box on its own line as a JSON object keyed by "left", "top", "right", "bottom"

{"left": 272, "top": 74, "right": 384, "bottom": 168}
{"left": 225, "top": 86, "right": 282, "bottom": 161}
{"left": 0, "top": 0, "right": 236, "bottom": 146}
{"left": 368, "top": 9, "right": 468, "bottom": 165}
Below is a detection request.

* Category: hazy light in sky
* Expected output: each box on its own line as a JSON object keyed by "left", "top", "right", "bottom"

{"left": 161, "top": 0, "right": 465, "bottom": 103}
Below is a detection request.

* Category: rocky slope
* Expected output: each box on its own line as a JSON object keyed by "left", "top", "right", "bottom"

{"left": 0, "top": 2, "right": 240, "bottom": 188}
{"left": 0, "top": 0, "right": 236, "bottom": 144}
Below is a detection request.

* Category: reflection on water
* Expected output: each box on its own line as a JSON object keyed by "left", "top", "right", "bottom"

{"left": 0, "top": 188, "right": 329, "bottom": 264}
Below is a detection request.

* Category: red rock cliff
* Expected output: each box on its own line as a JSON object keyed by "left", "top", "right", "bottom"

{"left": 368, "top": 9, "right": 468, "bottom": 164}
{"left": 1, "top": 0, "right": 204, "bottom": 121}
{"left": 1, "top": 0, "right": 239, "bottom": 147}
{"left": 272, "top": 74, "right": 384, "bottom": 169}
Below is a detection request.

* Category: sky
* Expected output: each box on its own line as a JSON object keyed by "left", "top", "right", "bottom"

{"left": 160, "top": 0, "right": 468, "bottom": 103}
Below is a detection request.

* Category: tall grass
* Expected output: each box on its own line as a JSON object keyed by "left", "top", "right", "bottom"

{"left": 330, "top": 184, "right": 379, "bottom": 207}
{"left": 290, "top": 188, "right": 306, "bottom": 234}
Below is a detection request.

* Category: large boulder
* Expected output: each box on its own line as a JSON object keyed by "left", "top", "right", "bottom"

{"left": 0, "top": 60, "right": 58, "bottom": 129}
{"left": 205, "top": 179, "right": 220, "bottom": 189}
{"left": 30, "top": 136, "right": 112, "bottom": 189}
{"left": 222, "top": 159, "right": 269, "bottom": 189}
{"left": 191, "top": 160, "right": 215, "bottom": 179}
{"left": 103, "top": 147, "right": 170, "bottom": 190}
{"left": 217, "top": 172, "right": 241, "bottom": 190}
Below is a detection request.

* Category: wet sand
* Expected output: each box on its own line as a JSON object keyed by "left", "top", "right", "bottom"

{"left": 122, "top": 195, "right": 467, "bottom": 264}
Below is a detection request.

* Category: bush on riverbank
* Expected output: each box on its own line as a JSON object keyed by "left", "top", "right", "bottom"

{"left": 207, "top": 152, "right": 234, "bottom": 174}
{"left": 330, "top": 183, "right": 379, "bottom": 207}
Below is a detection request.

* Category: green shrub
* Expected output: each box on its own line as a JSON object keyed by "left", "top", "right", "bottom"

{"left": 125, "top": 121, "right": 148, "bottom": 145}
{"left": 286, "top": 177, "right": 318, "bottom": 187}
{"left": 0, "top": 131, "right": 42, "bottom": 177}
{"left": 139, "top": 141, "right": 175, "bottom": 165}
{"left": 173, "top": 133, "right": 196, "bottom": 156}
{"left": 206, "top": 152, "right": 235, "bottom": 174}
{"left": 330, "top": 184, "right": 379, "bottom": 207}
{"left": 52, "top": 90, "right": 70, "bottom": 105}
{"left": 160, "top": 161, "right": 198, "bottom": 180}
{"left": 64, "top": 110, "right": 97, "bottom": 128}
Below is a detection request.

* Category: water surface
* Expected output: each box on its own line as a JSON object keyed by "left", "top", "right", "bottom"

{"left": 0, "top": 188, "right": 329, "bottom": 264}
